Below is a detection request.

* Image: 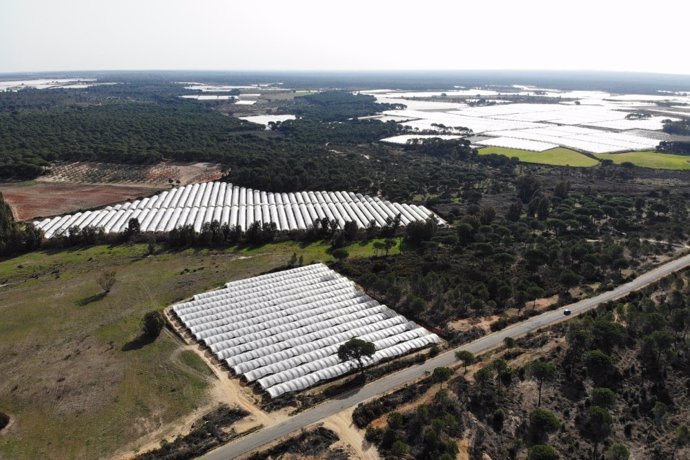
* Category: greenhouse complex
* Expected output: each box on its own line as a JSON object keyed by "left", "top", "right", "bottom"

{"left": 33, "top": 181, "right": 441, "bottom": 239}
{"left": 171, "top": 264, "right": 440, "bottom": 398}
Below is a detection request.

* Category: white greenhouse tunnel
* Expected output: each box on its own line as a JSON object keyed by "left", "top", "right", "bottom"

{"left": 172, "top": 264, "right": 441, "bottom": 398}
{"left": 34, "top": 181, "right": 442, "bottom": 239}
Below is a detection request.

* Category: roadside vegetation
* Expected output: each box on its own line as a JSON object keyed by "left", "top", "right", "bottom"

{"left": 357, "top": 269, "right": 690, "bottom": 459}
{"left": 340, "top": 175, "right": 689, "bottom": 341}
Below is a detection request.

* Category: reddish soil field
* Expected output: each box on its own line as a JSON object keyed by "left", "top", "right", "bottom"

{"left": 0, "top": 182, "right": 164, "bottom": 221}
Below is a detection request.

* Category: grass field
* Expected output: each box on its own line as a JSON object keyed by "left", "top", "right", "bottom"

{"left": 594, "top": 151, "right": 690, "bottom": 170}
{"left": 0, "top": 238, "right": 397, "bottom": 459}
{"left": 478, "top": 146, "right": 600, "bottom": 167}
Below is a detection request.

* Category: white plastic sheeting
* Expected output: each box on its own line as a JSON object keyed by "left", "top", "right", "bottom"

{"left": 171, "top": 264, "right": 440, "bottom": 398}
{"left": 34, "top": 181, "right": 442, "bottom": 238}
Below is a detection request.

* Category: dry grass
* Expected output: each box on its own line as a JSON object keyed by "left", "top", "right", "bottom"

{"left": 0, "top": 239, "right": 392, "bottom": 459}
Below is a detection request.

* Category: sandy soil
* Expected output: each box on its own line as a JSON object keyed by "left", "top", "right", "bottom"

{"left": 0, "top": 182, "right": 164, "bottom": 221}
{"left": 449, "top": 315, "right": 500, "bottom": 333}
{"left": 112, "top": 316, "right": 290, "bottom": 460}
{"left": 323, "top": 407, "right": 380, "bottom": 460}
{"left": 456, "top": 436, "right": 471, "bottom": 460}
{"left": 112, "top": 309, "right": 297, "bottom": 459}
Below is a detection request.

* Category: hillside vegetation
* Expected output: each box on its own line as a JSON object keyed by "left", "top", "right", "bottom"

{"left": 359, "top": 269, "right": 690, "bottom": 459}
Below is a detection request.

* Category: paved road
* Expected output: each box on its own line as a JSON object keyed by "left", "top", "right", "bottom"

{"left": 201, "top": 252, "right": 690, "bottom": 460}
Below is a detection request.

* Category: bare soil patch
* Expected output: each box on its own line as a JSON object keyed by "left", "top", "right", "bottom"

{"left": 39, "top": 161, "right": 224, "bottom": 187}
{"left": 0, "top": 182, "right": 163, "bottom": 221}
{"left": 323, "top": 407, "right": 380, "bottom": 460}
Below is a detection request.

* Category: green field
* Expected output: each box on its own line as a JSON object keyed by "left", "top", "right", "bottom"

{"left": 0, "top": 239, "right": 397, "bottom": 459}
{"left": 595, "top": 151, "right": 690, "bottom": 170}
{"left": 479, "top": 146, "right": 600, "bottom": 167}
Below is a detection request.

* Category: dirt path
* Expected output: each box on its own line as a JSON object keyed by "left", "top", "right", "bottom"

{"left": 322, "top": 407, "right": 380, "bottom": 460}
{"left": 111, "top": 322, "right": 288, "bottom": 460}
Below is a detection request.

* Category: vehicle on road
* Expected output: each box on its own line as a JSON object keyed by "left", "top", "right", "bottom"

{"left": 563, "top": 309, "right": 572, "bottom": 316}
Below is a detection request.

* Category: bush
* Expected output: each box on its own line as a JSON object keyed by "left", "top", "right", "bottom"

{"left": 97, "top": 270, "right": 117, "bottom": 294}
{"left": 432, "top": 366, "right": 453, "bottom": 383}
{"left": 528, "top": 444, "right": 559, "bottom": 460}
{"left": 391, "top": 440, "right": 408, "bottom": 456}
{"left": 529, "top": 408, "right": 560, "bottom": 443}
{"left": 365, "top": 427, "right": 383, "bottom": 444}
{"left": 142, "top": 310, "right": 165, "bottom": 339}
{"left": 604, "top": 443, "right": 630, "bottom": 460}
{"left": 591, "top": 387, "right": 617, "bottom": 408}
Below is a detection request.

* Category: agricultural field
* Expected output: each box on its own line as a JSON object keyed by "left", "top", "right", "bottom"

{"left": 367, "top": 88, "right": 687, "bottom": 154}
{"left": 34, "top": 181, "right": 439, "bottom": 238}
{"left": 0, "top": 238, "right": 398, "bottom": 459}
{"left": 0, "top": 182, "right": 163, "bottom": 221}
{"left": 173, "top": 263, "right": 439, "bottom": 398}
{"left": 478, "top": 146, "right": 599, "bottom": 167}
{"left": 595, "top": 151, "right": 690, "bottom": 170}
{"left": 40, "top": 161, "right": 224, "bottom": 186}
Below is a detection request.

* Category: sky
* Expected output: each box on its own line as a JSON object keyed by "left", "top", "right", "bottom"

{"left": 1, "top": 0, "right": 689, "bottom": 75}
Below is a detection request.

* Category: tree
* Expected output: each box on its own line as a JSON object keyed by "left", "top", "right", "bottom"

{"left": 405, "top": 217, "right": 437, "bottom": 245}
{"left": 591, "top": 319, "right": 627, "bottom": 353}
{"left": 97, "top": 270, "right": 116, "bottom": 294}
{"left": 506, "top": 200, "right": 523, "bottom": 222}
{"left": 493, "top": 252, "right": 516, "bottom": 270}
{"left": 559, "top": 269, "right": 581, "bottom": 288}
{"left": 455, "top": 350, "right": 475, "bottom": 373}
{"left": 338, "top": 338, "right": 376, "bottom": 377}
{"left": 528, "top": 361, "right": 557, "bottom": 407}
{"left": 554, "top": 180, "right": 570, "bottom": 199}
{"left": 676, "top": 425, "right": 690, "bottom": 448}
{"left": 391, "top": 440, "right": 408, "bottom": 456}
{"left": 591, "top": 387, "right": 616, "bottom": 409}
{"left": 479, "top": 206, "right": 496, "bottom": 225}
{"left": 125, "top": 217, "right": 140, "bottom": 238}
{"left": 536, "top": 197, "right": 550, "bottom": 220}
{"left": 529, "top": 408, "right": 560, "bottom": 444}
{"left": 524, "top": 247, "right": 549, "bottom": 269}
{"left": 474, "top": 366, "right": 493, "bottom": 389}
{"left": 604, "top": 443, "right": 630, "bottom": 460}
{"left": 331, "top": 248, "right": 349, "bottom": 261}
{"left": 585, "top": 350, "right": 615, "bottom": 385}
{"left": 142, "top": 310, "right": 165, "bottom": 339}
{"left": 581, "top": 406, "right": 613, "bottom": 460}
{"left": 432, "top": 366, "right": 453, "bottom": 384}
{"left": 343, "top": 220, "right": 358, "bottom": 241}
{"left": 527, "top": 286, "right": 545, "bottom": 310}
{"left": 456, "top": 223, "right": 475, "bottom": 246}
{"left": 516, "top": 175, "right": 541, "bottom": 203}
{"left": 528, "top": 444, "right": 559, "bottom": 460}
{"left": 490, "top": 359, "right": 511, "bottom": 396}
{"left": 383, "top": 238, "right": 396, "bottom": 256}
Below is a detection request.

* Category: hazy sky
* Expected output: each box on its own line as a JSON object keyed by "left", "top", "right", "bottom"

{"left": 2, "top": 0, "right": 689, "bottom": 74}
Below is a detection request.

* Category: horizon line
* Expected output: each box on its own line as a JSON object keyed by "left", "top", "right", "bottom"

{"left": 2, "top": 68, "right": 690, "bottom": 78}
